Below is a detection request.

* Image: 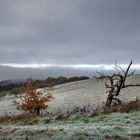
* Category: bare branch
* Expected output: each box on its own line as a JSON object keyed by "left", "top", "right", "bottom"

{"left": 114, "top": 61, "right": 121, "bottom": 74}
{"left": 105, "top": 81, "right": 111, "bottom": 88}
{"left": 94, "top": 71, "right": 111, "bottom": 81}
{"left": 116, "top": 64, "right": 126, "bottom": 74}
{"left": 127, "top": 70, "right": 136, "bottom": 77}
{"left": 123, "top": 60, "right": 133, "bottom": 82}
{"left": 124, "top": 84, "right": 140, "bottom": 88}
{"left": 95, "top": 60, "right": 137, "bottom": 107}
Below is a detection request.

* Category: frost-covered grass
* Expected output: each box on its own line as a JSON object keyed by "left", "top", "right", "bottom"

{"left": 0, "top": 76, "right": 140, "bottom": 115}
{"left": 0, "top": 75, "right": 140, "bottom": 139}
{"left": 0, "top": 113, "right": 39, "bottom": 125}
{"left": 0, "top": 111, "right": 140, "bottom": 140}
{"left": 0, "top": 98, "right": 140, "bottom": 140}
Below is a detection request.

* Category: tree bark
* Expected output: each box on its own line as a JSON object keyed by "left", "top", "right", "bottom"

{"left": 36, "top": 107, "right": 40, "bottom": 116}
{"left": 106, "top": 93, "right": 114, "bottom": 107}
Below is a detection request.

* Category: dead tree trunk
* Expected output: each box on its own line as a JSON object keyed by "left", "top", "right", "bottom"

{"left": 106, "top": 77, "right": 115, "bottom": 106}
{"left": 95, "top": 60, "right": 140, "bottom": 107}
{"left": 36, "top": 107, "right": 40, "bottom": 116}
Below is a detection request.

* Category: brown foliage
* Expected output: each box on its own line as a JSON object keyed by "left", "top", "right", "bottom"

{"left": 16, "top": 80, "right": 53, "bottom": 115}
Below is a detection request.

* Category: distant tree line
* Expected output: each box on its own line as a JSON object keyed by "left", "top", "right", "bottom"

{"left": 44, "top": 76, "right": 90, "bottom": 87}
{"left": 0, "top": 83, "right": 24, "bottom": 92}
{"left": 24, "top": 76, "right": 89, "bottom": 89}
{"left": 0, "top": 76, "right": 89, "bottom": 93}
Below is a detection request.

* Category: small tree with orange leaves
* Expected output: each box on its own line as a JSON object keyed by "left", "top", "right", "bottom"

{"left": 16, "top": 80, "right": 53, "bottom": 116}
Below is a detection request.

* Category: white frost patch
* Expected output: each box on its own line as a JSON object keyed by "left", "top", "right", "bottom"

{"left": 0, "top": 76, "right": 140, "bottom": 115}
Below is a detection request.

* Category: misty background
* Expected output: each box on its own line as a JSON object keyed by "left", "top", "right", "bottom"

{"left": 0, "top": 0, "right": 140, "bottom": 81}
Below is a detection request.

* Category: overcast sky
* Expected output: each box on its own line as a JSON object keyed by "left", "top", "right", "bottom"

{"left": 0, "top": 0, "right": 140, "bottom": 68}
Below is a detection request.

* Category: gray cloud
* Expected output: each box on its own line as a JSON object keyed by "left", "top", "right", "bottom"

{"left": 0, "top": 0, "right": 140, "bottom": 65}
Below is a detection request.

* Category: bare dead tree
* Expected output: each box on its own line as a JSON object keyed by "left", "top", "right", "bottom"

{"left": 95, "top": 60, "right": 140, "bottom": 107}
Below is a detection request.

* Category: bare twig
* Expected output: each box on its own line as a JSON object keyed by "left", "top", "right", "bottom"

{"left": 95, "top": 61, "right": 139, "bottom": 107}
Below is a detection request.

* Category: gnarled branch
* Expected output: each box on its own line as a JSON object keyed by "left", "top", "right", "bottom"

{"left": 95, "top": 61, "right": 139, "bottom": 107}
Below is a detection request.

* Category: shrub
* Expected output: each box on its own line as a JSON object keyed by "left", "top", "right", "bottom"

{"left": 16, "top": 80, "right": 53, "bottom": 116}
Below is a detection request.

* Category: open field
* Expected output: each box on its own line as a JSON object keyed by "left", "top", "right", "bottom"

{"left": 0, "top": 75, "right": 140, "bottom": 140}
{"left": 0, "top": 75, "right": 140, "bottom": 115}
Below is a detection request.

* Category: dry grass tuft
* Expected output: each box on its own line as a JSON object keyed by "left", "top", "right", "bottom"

{"left": 91, "top": 97, "right": 140, "bottom": 117}
{"left": 0, "top": 113, "right": 39, "bottom": 125}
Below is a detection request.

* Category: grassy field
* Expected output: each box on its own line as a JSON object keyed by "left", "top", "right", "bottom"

{"left": 0, "top": 109, "right": 140, "bottom": 140}
{"left": 0, "top": 75, "right": 140, "bottom": 139}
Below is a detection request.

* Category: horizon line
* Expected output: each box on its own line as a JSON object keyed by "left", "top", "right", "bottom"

{"left": 0, "top": 63, "right": 140, "bottom": 70}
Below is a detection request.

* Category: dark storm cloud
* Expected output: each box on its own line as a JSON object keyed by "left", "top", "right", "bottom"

{"left": 0, "top": 0, "right": 140, "bottom": 65}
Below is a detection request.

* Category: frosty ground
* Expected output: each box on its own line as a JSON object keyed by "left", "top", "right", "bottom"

{"left": 0, "top": 111, "right": 140, "bottom": 140}
{"left": 0, "top": 75, "right": 140, "bottom": 140}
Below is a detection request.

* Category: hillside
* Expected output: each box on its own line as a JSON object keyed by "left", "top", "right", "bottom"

{"left": 0, "top": 75, "right": 140, "bottom": 115}
{"left": 0, "top": 75, "right": 140, "bottom": 140}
